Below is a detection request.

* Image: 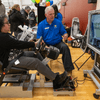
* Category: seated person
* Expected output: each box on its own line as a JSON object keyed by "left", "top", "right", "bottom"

{"left": 0, "top": 15, "right": 68, "bottom": 89}
{"left": 37, "top": 6, "right": 74, "bottom": 75}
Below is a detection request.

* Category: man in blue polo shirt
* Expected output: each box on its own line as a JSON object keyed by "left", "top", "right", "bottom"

{"left": 37, "top": 6, "right": 74, "bottom": 75}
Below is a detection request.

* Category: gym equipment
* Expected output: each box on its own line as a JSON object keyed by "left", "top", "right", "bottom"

{"left": 0, "top": 37, "right": 75, "bottom": 98}
{"left": 0, "top": 53, "right": 35, "bottom": 98}
{"left": 70, "top": 17, "right": 84, "bottom": 48}
{"left": 73, "top": 25, "right": 91, "bottom": 71}
{"left": 53, "top": 76, "right": 75, "bottom": 96}
{"left": 18, "top": 25, "right": 37, "bottom": 41}
{"left": 34, "top": 38, "right": 75, "bottom": 96}
{"left": 80, "top": 25, "right": 88, "bottom": 52}
{"left": 83, "top": 9, "right": 100, "bottom": 99}
{"left": 83, "top": 53, "right": 100, "bottom": 99}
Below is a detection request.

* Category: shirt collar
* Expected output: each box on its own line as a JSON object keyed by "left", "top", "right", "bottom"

{"left": 44, "top": 18, "right": 55, "bottom": 25}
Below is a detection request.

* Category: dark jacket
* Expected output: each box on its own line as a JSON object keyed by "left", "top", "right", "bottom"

{"left": 29, "top": 11, "right": 36, "bottom": 27}
{"left": 9, "top": 9, "right": 28, "bottom": 33}
{"left": 29, "top": 11, "right": 36, "bottom": 19}
{"left": 0, "top": 32, "right": 35, "bottom": 70}
{"left": 20, "top": 9, "right": 29, "bottom": 26}
{"left": 20, "top": 9, "right": 28, "bottom": 19}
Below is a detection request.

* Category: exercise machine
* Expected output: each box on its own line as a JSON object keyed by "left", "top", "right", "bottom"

{"left": 83, "top": 9, "right": 100, "bottom": 99}
{"left": 0, "top": 54, "right": 35, "bottom": 98}
{"left": 70, "top": 17, "right": 84, "bottom": 48}
{"left": 18, "top": 25, "right": 37, "bottom": 41}
{"left": 73, "top": 25, "right": 91, "bottom": 71}
{"left": 0, "top": 37, "right": 75, "bottom": 98}
{"left": 33, "top": 37, "right": 75, "bottom": 96}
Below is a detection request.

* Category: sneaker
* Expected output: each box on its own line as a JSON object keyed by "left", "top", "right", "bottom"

{"left": 53, "top": 71, "right": 67, "bottom": 89}
{"left": 57, "top": 71, "right": 68, "bottom": 84}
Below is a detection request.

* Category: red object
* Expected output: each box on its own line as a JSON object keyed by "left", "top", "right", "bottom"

{"left": 68, "top": 37, "right": 72, "bottom": 41}
{"left": 3, "top": 72, "right": 6, "bottom": 75}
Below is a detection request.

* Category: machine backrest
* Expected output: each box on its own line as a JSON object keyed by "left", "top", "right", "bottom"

{"left": 71, "top": 17, "right": 80, "bottom": 39}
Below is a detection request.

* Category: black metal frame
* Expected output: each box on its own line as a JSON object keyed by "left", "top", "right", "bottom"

{"left": 0, "top": 58, "right": 28, "bottom": 86}
{"left": 73, "top": 52, "right": 91, "bottom": 70}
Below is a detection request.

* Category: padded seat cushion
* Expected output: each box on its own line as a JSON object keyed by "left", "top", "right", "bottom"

{"left": 0, "top": 64, "right": 27, "bottom": 74}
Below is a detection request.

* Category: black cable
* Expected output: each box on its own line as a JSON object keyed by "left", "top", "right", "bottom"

{"left": 57, "top": 60, "right": 63, "bottom": 64}
{"left": 84, "top": 76, "right": 92, "bottom": 81}
{"left": 57, "top": 57, "right": 63, "bottom": 64}
{"left": 72, "top": 76, "right": 92, "bottom": 88}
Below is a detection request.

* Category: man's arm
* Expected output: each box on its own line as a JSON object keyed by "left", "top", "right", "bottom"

{"left": 63, "top": 33, "right": 68, "bottom": 41}
{"left": 1, "top": 34, "right": 35, "bottom": 49}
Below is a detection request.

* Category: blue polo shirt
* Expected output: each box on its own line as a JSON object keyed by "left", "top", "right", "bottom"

{"left": 37, "top": 18, "right": 67, "bottom": 45}
{"left": 56, "top": 13, "right": 63, "bottom": 22}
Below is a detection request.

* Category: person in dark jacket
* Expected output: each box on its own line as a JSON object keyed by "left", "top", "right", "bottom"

{"left": 0, "top": 15, "right": 68, "bottom": 89}
{"left": 20, "top": 6, "right": 31, "bottom": 25}
{"left": 9, "top": 4, "right": 29, "bottom": 36}
{"left": 29, "top": 9, "right": 36, "bottom": 27}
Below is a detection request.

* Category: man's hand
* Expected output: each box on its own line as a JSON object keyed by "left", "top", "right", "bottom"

{"left": 35, "top": 40, "right": 38, "bottom": 47}
{"left": 63, "top": 33, "right": 68, "bottom": 41}
{"left": 35, "top": 38, "right": 45, "bottom": 47}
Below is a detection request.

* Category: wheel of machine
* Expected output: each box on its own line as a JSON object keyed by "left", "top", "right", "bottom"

{"left": 84, "top": 74, "right": 87, "bottom": 77}
{"left": 93, "top": 93, "right": 99, "bottom": 99}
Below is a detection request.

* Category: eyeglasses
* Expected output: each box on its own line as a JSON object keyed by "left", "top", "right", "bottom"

{"left": 4, "top": 22, "right": 10, "bottom": 25}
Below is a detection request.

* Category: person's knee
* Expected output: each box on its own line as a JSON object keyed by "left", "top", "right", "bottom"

{"left": 59, "top": 44, "right": 70, "bottom": 55}
{"left": 35, "top": 58, "right": 43, "bottom": 67}
{"left": 34, "top": 58, "right": 40, "bottom": 63}
{"left": 31, "top": 58, "right": 41, "bottom": 70}
{"left": 61, "top": 44, "right": 69, "bottom": 51}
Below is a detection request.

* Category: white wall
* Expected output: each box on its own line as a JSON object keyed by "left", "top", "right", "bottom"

{"left": 96, "top": 0, "right": 100, "bottom": 10}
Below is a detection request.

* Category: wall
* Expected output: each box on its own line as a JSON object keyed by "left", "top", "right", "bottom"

{"left": 59, "top": 0, "right": 96, "bottom": 34}
{"left": 96, "top": 0, "right": 100, "bottom": 10}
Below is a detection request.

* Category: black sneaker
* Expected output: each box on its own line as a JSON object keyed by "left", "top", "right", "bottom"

{"left": 53, "top": 71, "right": 67, "bottom": 89}
{"left": 57, "top": 71, "right": 67, "bottom": 84}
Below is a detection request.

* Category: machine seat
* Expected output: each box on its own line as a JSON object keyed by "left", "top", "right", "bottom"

{"left": 0, "top": 62, "right": 28, "bottom": 75}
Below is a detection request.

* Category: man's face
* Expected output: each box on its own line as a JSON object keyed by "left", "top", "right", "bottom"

{"left": 45, "top": 9, "right": 55, "bottom": 23}
{"left": 1, "top": 18, "right": 10, "bottom": 33}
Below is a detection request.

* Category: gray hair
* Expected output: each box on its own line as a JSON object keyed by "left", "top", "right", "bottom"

{"left": 25, "top": 6, "right": 31, "bottom": 10}
{"left": 45, "top": 6, "right": 54, "bottom": 14}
